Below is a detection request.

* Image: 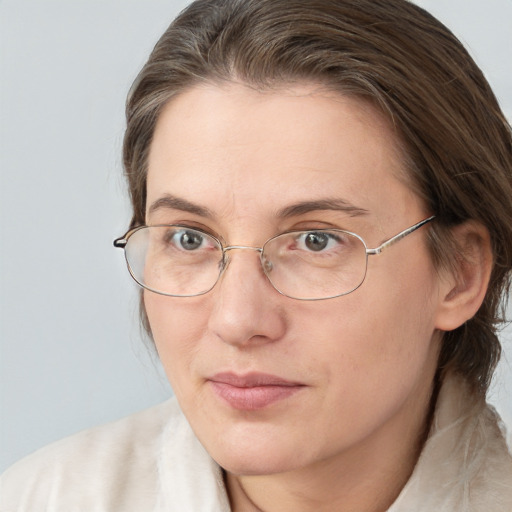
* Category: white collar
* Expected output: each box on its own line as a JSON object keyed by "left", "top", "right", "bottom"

{"left": 157, "top": 374, "right": 512, "bottom": 511}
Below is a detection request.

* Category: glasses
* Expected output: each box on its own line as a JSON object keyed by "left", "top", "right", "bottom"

{"left": 114, "top": 216, "right": 434, "bottom": 301}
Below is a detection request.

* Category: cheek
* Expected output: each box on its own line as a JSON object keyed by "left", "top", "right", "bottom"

{"left": 295, "top": 292, "right": 437, "bottom": 385}
{"left": 300, "top": 253, "right": 441, "bottom": 401}
{"left": 144, "top": 293, "right": 209, "bottom": 390}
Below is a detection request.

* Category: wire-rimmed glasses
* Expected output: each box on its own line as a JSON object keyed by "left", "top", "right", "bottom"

{"left": 113, "top": 216, "right": 434, "bottom": 301}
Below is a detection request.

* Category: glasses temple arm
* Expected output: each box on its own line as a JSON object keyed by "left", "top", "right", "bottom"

{"left": 366, "top": 216, "right": 435, "bottom": 255}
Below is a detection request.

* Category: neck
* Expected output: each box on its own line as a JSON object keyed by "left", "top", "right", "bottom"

{"left": 226, "top": 376, "right": 439, "bottom": 512}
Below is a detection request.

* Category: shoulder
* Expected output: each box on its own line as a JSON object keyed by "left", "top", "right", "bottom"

{"left": 0, "top": 399, "right": 180, "bottom": 512}
{"left": 391, "top": 373, "right": 512, "bottom": 511}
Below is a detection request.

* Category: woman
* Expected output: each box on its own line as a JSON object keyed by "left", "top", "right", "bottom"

{"left": 2, "top": 0, "right": 512, "bottom": 510}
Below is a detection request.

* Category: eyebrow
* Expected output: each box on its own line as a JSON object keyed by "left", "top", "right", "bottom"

{"left": 148, "top": 194, "right": 369, "bottom": 220}
{"left": 148, "top": 194, "right": 214, "bottom": 218}
{"left": 277, "top": 199, "right": 369, "bottom": 218}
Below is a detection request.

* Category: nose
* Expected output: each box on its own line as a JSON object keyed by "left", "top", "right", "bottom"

{"left": 207, "top": 248, "right": 287, "bottom": 347}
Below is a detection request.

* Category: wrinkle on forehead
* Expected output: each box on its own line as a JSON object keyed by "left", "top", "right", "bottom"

{"left": 146, "top": 82, "right": 422, "bottom": 239}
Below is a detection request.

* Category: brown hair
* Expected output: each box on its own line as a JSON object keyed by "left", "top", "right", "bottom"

{"left": 122, "top": 0, "right": 512, "bottom": 395}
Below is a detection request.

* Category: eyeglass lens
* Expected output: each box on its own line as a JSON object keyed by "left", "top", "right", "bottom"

{"left": 123, "top": 225, "right": 368, "bottom": 300}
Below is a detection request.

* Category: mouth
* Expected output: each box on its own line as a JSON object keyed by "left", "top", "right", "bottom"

{"left": 207, "top": 372, "right": 306, "bottom": 411}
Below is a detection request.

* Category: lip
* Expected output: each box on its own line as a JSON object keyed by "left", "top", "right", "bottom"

{"left": 208, "top": 372, "right": 305, "bottom": 411}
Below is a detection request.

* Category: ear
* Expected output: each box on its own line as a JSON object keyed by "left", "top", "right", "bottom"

{"left": 434, "top": 221, "right": 493, "bottom": 332}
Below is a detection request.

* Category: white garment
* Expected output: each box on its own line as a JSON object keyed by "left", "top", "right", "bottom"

{"left": 1, "top": 374, "right": 511, "bottom": 511}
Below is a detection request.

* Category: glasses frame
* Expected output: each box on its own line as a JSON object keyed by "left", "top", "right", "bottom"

{"left": 114, "top": 215, "right": 435, "bottom": 301}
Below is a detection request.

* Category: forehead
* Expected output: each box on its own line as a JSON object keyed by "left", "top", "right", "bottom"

{"left": 146, "top": 82, "right": 423, "bottom": 233}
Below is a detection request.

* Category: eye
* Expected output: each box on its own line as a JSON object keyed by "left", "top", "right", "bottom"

{"left": 179, "top": 230, "right": 204, "bottom": 250}
{"left": 296, "top": 231, "right": 341, "bottom": 252}
{"left": 165, "top": 228, "right": 214, "bottom": 251}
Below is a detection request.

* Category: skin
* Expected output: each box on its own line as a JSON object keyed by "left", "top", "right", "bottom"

{"left": 144, "top": 82, "right": 464, "bottom": 511}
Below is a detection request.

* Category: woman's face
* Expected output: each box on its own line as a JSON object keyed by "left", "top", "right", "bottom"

{"left": 145, "top": 83, "right": 446, "bottom": 475}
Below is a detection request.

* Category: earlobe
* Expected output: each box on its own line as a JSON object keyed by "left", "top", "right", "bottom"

{"left": 434, "top": 222, "right": 493, "bottom": 332}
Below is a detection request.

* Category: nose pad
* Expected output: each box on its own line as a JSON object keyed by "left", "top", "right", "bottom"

{"left": 218, "top": 245, "right": 275, "bottom": 292}
{"left": 262, "top": 257, "right": 273, "bottom": 274}
{"left": 207, "top": 249, "right": 286, "bottom": 346}
{"left": 221, "top": 246, "right": 267, "bottom": 274}
{"left": 218, "top": 253, "right": 229, "bottom": 274}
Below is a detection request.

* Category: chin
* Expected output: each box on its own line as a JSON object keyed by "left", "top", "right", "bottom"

{"left": 202, "top": 424, "right": 312, "bottom": 476}
{"left": 218, "top": 452, "right": 301, "bottom": 477}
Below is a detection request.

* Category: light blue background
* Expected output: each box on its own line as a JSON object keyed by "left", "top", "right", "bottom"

{"left": 1, "top": 0, "right": 511, "bottom": 472}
